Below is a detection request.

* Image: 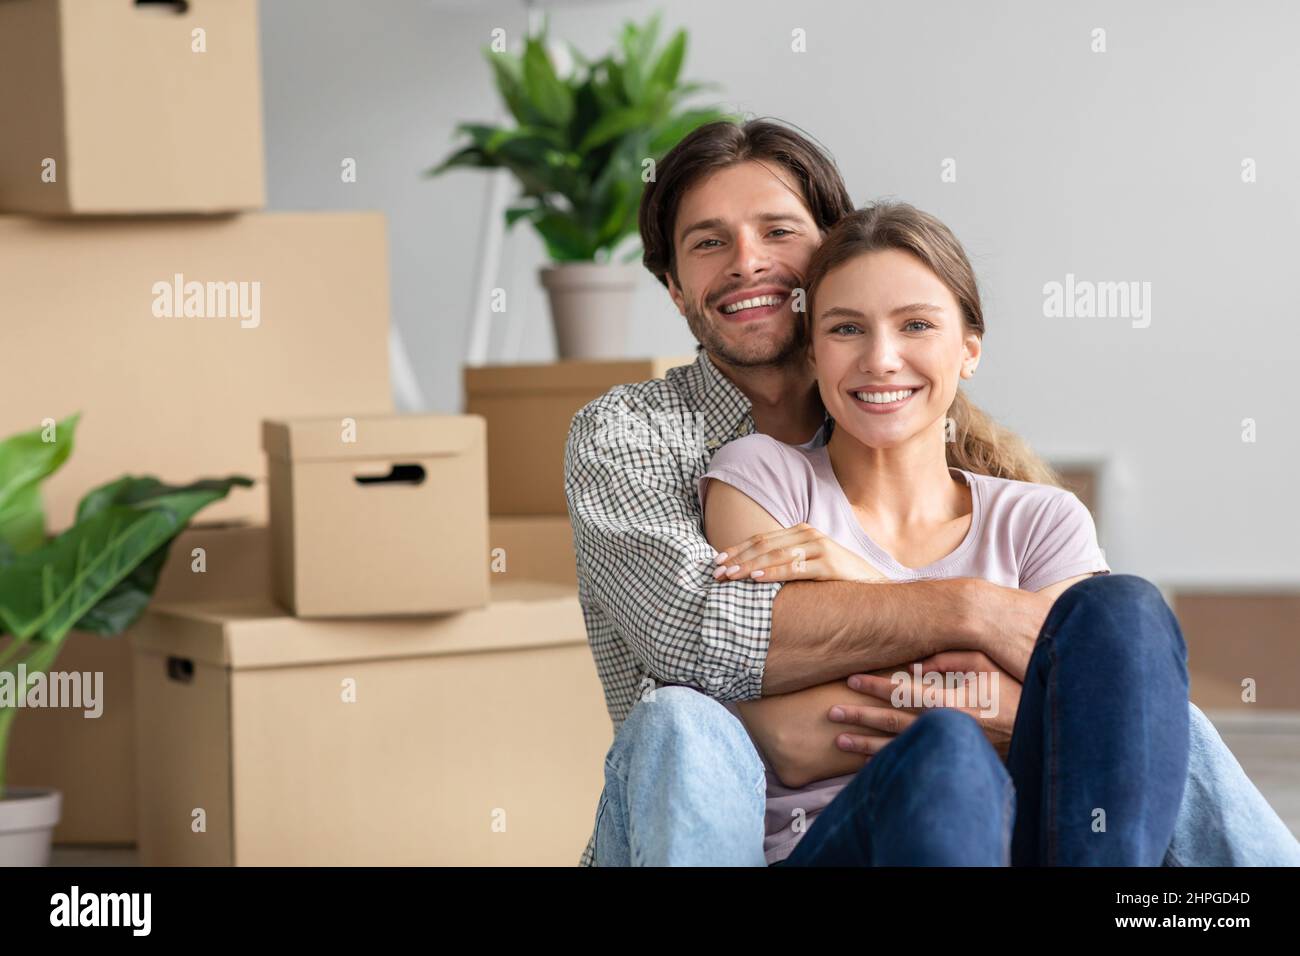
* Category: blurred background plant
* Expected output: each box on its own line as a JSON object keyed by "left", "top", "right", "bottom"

{"left": 430, "top": 11, "right": 733, "bottom": 264}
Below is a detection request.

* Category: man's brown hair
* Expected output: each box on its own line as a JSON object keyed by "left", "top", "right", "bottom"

{"left": 638, "top": 118, "right": 855, "bottom": 288}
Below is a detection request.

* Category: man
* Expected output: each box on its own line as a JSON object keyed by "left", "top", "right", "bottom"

{"left": 564, "top": 118, "right": 1300, "bottom": 866}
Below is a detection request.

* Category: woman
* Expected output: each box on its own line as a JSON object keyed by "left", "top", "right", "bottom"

{"left": 697, "top": 202, "right": 1190, "bottom": 865}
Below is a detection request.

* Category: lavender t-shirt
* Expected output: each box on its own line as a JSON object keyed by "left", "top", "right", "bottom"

{"left": 697, "top": 432, "right": 1111, "bottom": 864}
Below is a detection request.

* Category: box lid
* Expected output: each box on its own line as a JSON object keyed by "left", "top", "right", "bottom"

{"left": 463, "top": 356, "right": 694, "bottom": 398}
{"left": 132, "top": 580, "right": 585, "bottom": 670}
{"left": 261, "top": 414, "right": 483, "bottom": 462}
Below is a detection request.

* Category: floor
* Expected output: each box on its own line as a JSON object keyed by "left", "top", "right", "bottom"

{"left": 48, "top": 710, "right": 1300, "bottom": 867}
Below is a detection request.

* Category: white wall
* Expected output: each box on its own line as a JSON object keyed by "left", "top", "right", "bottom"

{"left": 259, "top": 0, "right": 1300, "bottom": 588}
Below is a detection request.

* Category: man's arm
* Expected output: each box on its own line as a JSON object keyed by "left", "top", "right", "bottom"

{"left": 755, "top": 572, "right": 1097, "bottom": 787}
{"left": 702, "top": 478, "right": 1014, "bottom": 695}
{"left": 564, "top": 400, "right": 780, "bottom": 702}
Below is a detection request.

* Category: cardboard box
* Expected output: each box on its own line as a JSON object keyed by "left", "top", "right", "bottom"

{"left": 0, "top": 0, "right": 264, "bottom": 214}
{"left": 263, "top": 414, "right": 490, "bottom": 618}
{"left": 464, "top": 357, "right": 694, "bottom": 515}
{"left": 1173, "top": 590, "right": 1300, "bottom": 711}
{"left": 488, "top": 516, "right": 576, "bottom": 587}
{"left": 6, "top": 523, "right": 271, "bottom": 845}
{"left": 0, "top": 212, "right": 392, "bottom": 529}
{"left": 131, "top": 580, "right": 610, "bottom": 865}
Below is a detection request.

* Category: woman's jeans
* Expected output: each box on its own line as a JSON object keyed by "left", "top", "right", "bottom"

{"left": 590, "top": 575, "right": 1300, "bottom": 866}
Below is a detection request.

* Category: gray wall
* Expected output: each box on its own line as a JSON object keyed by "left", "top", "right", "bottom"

{"left": 259, "top": 0, "right": 1300, "bottom": 588}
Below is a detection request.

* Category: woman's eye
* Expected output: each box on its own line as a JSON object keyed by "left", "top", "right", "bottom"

{"left": 904, "top": 320, "right": 934, "bottom": 332}
{"left": 830, "top": 324, "right": 860, "bottom": 335}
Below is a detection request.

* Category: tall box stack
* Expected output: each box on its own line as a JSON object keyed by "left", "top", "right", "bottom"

{"left": 0, "top": 0, "right": 393, "bottom": 847}
{"left": 1, "top": 0, "right": 614, "bottom": 866}
{"left": 465, "top": 357, "right": 693, "bottom": 587}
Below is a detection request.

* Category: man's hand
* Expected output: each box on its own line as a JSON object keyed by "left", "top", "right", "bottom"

{"left": 830, "top": 650, "right": 1023, "bottom": 759}
{"left": 962, "top": 579, "right": 1055, "bottom": 682}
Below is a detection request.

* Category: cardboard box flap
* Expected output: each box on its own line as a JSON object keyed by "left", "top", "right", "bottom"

{"left": 262, "top": 414, "right": 484, "bottom": 462}
{"left": 132, "top": 580, "right": 583, "bottom": 670}
{"left": 463, "top": 356, "right": 694, "bottom": 397}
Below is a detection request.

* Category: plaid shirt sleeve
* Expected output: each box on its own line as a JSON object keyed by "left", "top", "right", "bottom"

{"left": 564, "top": 389, "right": 782, "bottom": 716}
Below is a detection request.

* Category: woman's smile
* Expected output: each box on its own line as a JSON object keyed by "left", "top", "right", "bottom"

{"left": 847, "top": 384, "right": 925, "bottom": 414}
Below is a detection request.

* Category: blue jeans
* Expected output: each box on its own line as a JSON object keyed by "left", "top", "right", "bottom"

{"left": 590, "top": 575, "right": 1300, "bottom": 866}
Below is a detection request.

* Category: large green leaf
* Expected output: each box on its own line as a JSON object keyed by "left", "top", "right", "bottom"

{"left": 522, "top": 37, "right": 574, "bottom": 127}
{"left": 648, "top": 29, "right": 686, "bottom": 94}
{"left": 0, "top": 475, "right": 251, "bottom": 643}
{"left": 0, "top": 413, "right": 79, "bottom": 555}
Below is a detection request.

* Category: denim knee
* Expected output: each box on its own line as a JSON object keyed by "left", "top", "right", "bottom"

{"left": 880, "top": 709, "right": 1009, "bottom": 794}
{"left": 609, "top": 685, "right": 762, "bottom": 780}
{"left": 905, "top": 707, "right": 995, "bottom": 753}
{"left": 1044, "top": 573, "right": 1186, "bottom": 661}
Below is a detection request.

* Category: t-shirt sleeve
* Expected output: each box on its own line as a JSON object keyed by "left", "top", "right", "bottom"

{"left": 1020, "top": 491, "right": 1112, "bottom": 592}
{"left": 697, "top": 434, "right": 811, "bottom": 528}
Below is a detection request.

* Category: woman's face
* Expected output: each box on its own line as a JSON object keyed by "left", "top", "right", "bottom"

{"left": 811, "top": 248, "right": 981, "bottom": 452}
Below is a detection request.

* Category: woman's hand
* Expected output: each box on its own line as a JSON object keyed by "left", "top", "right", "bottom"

{"left": 829, "top": 650, "right": 1022, "bottom": 759}
{"left": 713, "top": 523, "right": 889, "bottom": 584}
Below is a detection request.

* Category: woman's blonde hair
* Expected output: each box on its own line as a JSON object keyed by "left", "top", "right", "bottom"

{"left": 803, "top": 202, "right": 1061, "bottom": 486}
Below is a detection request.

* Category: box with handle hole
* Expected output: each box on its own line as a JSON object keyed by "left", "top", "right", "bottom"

{"left": 261, "top": 414, "right": 489, "bottom": 617}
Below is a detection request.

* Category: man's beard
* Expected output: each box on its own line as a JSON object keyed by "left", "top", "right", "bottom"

{"left": 682, "top": 283, "right": 808, "bottom": 370}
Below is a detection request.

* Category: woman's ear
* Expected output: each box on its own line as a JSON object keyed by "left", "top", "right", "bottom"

{"left": 961, "top": 332, "right": 982, "bottom": 379}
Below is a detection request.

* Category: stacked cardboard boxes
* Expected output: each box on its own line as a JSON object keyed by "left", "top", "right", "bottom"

{"left": 466, "top": 357, "right": 693, "bottom": 587}
{"left": 1, "top": 0, "right": 611, "bottom": 865}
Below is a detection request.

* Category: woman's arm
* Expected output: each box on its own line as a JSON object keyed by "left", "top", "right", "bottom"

{"left": 701, "top": 477, "right": 899, "bottom": 787}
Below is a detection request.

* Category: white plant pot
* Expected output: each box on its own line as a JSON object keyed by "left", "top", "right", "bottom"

{"left": 0, "top": 787, "right": 61, "bottom": 866}
{"left": 539, "top": 262, "right": 638, "bottom": 360}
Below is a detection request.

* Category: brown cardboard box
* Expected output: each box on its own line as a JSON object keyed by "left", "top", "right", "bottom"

{"left": 0, "top": 0, "right": 264, "bottom": 214}
{"left": 262, "top": 415, "right": 490, "bottom": 618}
{"left": 488, "top": 515, "right": 576, "bottom": 587}
{"left": 131, "top": 580, "right": 610, "bottom": 865}
{"left": 0, "top": 212, "right": 392, "bottom": 529}
{"left": 6, "top": 523, "right": 271, "bottom": 845}
{"left": 1172, "top": 590, "right": 1300, "bottom": 711}
{"left": 464, "top": 357, "right": 694, "bottom": 515}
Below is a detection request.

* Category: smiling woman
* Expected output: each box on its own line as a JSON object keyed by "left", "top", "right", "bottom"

{"left": 692, "top": 201, "right": 1163, "bottom": 866}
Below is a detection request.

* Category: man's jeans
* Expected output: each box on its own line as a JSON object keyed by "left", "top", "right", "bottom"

{"left": 590, "top": 575, "right": 1300, "bottom": 866}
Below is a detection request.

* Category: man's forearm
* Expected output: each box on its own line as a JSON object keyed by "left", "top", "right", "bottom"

{"left": 763, "top": 578, "right": 979, "bottom": 695}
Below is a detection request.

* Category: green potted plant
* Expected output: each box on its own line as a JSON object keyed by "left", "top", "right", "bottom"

{"left": 429, "top": 12, "right": 732, "bottom": 359}
{"left": 0, "top": 413, "right": 250, "bottom": 866}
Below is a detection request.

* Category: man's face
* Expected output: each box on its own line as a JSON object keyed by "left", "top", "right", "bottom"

{"left": 665, "top": 161, "right": 822, "bottom": 368}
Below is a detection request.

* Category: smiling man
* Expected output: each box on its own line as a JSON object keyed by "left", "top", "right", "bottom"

{"left": 563, "top": 118, "right": 1300, "bottom": 867}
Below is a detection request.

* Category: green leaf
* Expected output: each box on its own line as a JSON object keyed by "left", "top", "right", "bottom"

{"left": 485, "top": 50, "right": 544, "bottom": 128}
{"left": 0, "top": 413, "right": 79, "bottom": 555}
{"left": 648, "top": 108, "right": 735, "bottom": 155}
{"left": 505, "top": 205, "right": 541, "bottom": 227}
{"left": 648, "top": 30, "right": 686, "bottom": 93}
{"left": 577, "top": 104, "right": 656, "bottom": 154}
{"left": 534, "top": 213, "right": 598, "bottom": 261}
{"left": 522, "top": 37, "right": 573, "bottom": 126}
{"left": 0, "top": 475, "right": 251, "bottom": 644}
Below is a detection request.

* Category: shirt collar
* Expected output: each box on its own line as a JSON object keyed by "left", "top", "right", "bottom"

{"left": 677, "top": 345, "right": 833, "bottom": 451}
{"left": 678, "top": 346, "right": 755, "bottom": 451}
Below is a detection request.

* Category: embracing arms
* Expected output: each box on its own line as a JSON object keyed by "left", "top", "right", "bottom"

{"left": 703, "top": 477, "right": 1085, "bottom": 788}
{"left": 702, "top": 478, "right": 1055, "bottom": 694}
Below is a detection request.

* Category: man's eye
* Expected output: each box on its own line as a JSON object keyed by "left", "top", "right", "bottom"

{"left": 769, "top": 228, "right": 792, "bottom": 237}
{"left": 695, "top": 238, "right": 721, "bottom": 249}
